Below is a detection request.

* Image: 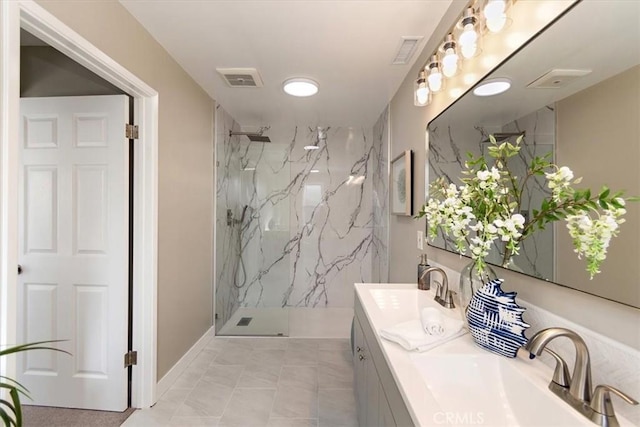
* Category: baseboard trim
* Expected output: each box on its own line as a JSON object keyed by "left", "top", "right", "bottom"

{"left": 155, "top": 325, "right": 215, "bottom": 400}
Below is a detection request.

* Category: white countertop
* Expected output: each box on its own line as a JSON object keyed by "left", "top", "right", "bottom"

{"left": 355, "top": 283, "right": 632, "bottom": 427}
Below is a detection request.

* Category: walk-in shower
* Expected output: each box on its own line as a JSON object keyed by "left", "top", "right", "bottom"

{"left": 216, "top": 118, "right": 291, "bottom": 336}
{"left": 215, "top": 106, "right": 385, "bottom": 339}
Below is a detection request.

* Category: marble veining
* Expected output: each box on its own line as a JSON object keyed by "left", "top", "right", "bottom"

{"left": 215, "top": 105, "right": 242, "bottom": 332}
{"left": 372, "top": 107, "right": 390, "bottom": 283}
{"left": 215, "top": 105, "right": 382, "bottom": 333}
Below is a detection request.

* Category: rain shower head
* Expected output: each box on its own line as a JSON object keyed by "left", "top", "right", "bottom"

{"left": 229, "top": 129, "right": 271, "bottom": 143}
{"left": 481, "top": 131, "right": 525, "bottom": 143}
{"left": 247, "top": 134, "right": 271, "bottom": 143}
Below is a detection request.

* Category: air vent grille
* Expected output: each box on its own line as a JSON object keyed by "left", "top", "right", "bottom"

{"left": 392, "top": 37, "right": 423, "bottom": 65}
{"left": 225, "top": 74, "right": 257, "bottom": 87}
{"left": 216, "top": 68, "right": 264, "bottom": 88}
{"left": 527, "top": 69, "right": 592, "bottom": 89}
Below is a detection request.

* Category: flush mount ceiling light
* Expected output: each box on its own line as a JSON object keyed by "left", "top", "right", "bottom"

{"left": 473, "top": 78, "right": 512, "bottom": 96}
{"left": 283, "top": 78, "right": 319, "bottom": 97}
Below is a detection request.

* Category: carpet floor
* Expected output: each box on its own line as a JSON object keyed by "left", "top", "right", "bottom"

{"left": 22, "top": 405, "right": 135, "bottom": 426}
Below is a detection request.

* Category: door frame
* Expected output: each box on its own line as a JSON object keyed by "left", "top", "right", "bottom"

{"left": 0, "top": 0, "right": 159, "bottom": 408}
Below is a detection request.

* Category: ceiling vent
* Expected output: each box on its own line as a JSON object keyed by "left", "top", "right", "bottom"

{"left": 527, "top": 69, "right": 592, "bottom": 89}
{"left": 216, "top": 68, "right": 264, "bottom": 88}
{"left": 392, "top": 37, "right": 423, "bottom": 65}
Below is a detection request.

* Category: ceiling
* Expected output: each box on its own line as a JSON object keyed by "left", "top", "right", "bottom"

{"left": 120, "top": 0, "right": 453, "bottom": 128}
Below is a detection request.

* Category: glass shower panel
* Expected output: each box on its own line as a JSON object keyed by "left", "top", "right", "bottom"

{"left": 215, "top": 108, "right": 290, "bottom": 336}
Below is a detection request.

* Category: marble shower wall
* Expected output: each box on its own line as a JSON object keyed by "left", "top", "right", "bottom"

{"left": 215, "top": 104, "right": 379, "bottom": 330}
{"left": 284, "top": 125, "right": 373, "bottom": 308}
{"left": 215, "top": 105, "right": 243, "bottom": 333}
{"left": 372, "top": 107, "right": 390, "bottom": 283}
{"left": 427, "top": 105, "right": 555, "bottom": 279}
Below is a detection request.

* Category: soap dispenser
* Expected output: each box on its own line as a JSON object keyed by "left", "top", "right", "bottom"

{"left": 418, "top": 254, "right": 431, "bottom": 290}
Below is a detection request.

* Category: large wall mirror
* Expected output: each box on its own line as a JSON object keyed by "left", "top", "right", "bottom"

{"left": 427, "top": 0, "right": 640, "bottom": 308}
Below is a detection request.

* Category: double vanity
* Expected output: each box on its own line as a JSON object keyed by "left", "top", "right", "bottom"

{"left": 353, "top": 283, "right": 635, "bottom": 426}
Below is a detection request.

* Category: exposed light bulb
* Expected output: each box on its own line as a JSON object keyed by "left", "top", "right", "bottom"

{"left": 416, "top": 85, "right": 429, "bottom": 104}
{"left": 484, "top": 0, "right": 507, "bottom": 33}
{"left": 414, "top": 70, "right": 430, "bottom": 106}
{"left": 428, "top": 67, "right": 443, "bottom": 92}
{"left": 486, "top": 14, "right": 507, "bottom": 33}
{"left": 442, "top": 47, "right": 459, "bottom": 77}
{"left": 459, "top": 23, "right": 478, "bottom": 59}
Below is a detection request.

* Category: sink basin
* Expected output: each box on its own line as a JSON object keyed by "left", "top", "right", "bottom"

{"left": 369, "top": 288, "right": 457, "bottom": 323}
{"left": 409, "top": 353, "right": 586, "bottom": 426}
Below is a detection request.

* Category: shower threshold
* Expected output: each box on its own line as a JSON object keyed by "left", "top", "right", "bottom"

{"left": 218, "top": 307, "right": 289, "bottom": 336}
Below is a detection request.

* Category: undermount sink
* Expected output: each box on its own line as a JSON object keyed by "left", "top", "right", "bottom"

{"left": 369, "top": 288, "right": 456, "bottom": 323}
{"left": 409, "top": 353, "right": 587, "bottom": 426}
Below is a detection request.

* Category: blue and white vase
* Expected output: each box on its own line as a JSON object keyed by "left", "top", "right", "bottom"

{"left": 466, "top": 278, "right": 530, "bottom": 358}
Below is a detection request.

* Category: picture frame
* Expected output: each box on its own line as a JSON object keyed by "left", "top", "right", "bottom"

{"left": 391, "top": 150, "right": 413, "bottom": 216}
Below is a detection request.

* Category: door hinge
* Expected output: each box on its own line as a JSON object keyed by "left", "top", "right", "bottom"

{"left": 124, "top": 350, "right": 138, "bottom": 367}
{"left": 125, "top": 124, "right": 139, "bottom": 140}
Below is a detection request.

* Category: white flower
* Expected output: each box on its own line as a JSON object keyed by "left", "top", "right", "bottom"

{"left": 511, "top": 213, "right": 525, "bottom": 227}
{"left": 559, "top": 166, "right": 574, "bottom": 181}
{"left": 421, "top": 139, "right": 630, "bottom": 280}
{"left": 477, "top": 170, "right": 491, "bottom": 181}
{"left": 490, "top": 167, "right": 500, "bottom": 180}
{"left": 546, "top": 166, "right": 575, "bottom": 201}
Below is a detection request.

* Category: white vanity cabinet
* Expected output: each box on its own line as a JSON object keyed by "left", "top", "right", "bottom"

{"left": 353, "top": 298, "right": 414, "bottom": 427}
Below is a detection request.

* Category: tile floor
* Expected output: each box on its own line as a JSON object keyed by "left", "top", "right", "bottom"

{"left": 122, "top": 337, "right": 357, "bottom": 427}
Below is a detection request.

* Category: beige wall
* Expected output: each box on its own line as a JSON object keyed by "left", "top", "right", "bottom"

{"left": 388, "top": 0, "right": 640, "bottom": 350}
{"left": 34, "top": 0, "right": 215, "bottom": 378}
{"left": 556, "top": 65, "right": 640, "bottom": 307}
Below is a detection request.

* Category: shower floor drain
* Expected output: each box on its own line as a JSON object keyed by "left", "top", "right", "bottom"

{"left": 236, "top": 317, "right": 252, "bottom": 326}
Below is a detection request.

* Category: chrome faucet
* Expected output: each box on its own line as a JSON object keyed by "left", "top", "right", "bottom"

{"left": 526, "top": 327, "right": 592, "bottom": 402}
{"left": 419, "top": 267, "right": 455, "bottom": 309}
{"left": 525, "top": 327, "right": 638, "bottom": 427}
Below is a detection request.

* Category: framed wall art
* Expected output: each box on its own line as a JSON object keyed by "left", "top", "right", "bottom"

{"left": 391, "top": 150, "right": 413, "bottom": 216}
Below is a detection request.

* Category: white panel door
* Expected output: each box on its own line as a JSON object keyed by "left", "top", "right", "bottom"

{"left": 17, "top": 95, "right": 129, "bottom": 411}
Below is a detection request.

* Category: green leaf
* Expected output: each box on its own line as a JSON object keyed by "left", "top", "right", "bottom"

{"left": 610, "top": 199, "right": 624, "bottom": 209}
{"left": 599, "top": 187, "right": 610, "bottom": 200}
{"left": 542, "top": 199, "right": 550, "bottom": 212}
{"left": 0, "top": 406, "right": 16, "bottom": 427}
{"left": 599, "top": 199, "right": 609, "bottom": 209}
{"left": 10, "top": 389, "right": 21, "bottom": 427}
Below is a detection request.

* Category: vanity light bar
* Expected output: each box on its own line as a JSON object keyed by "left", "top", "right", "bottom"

{"left": 413, "top": 0, "right": 515, "bottom": 107}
